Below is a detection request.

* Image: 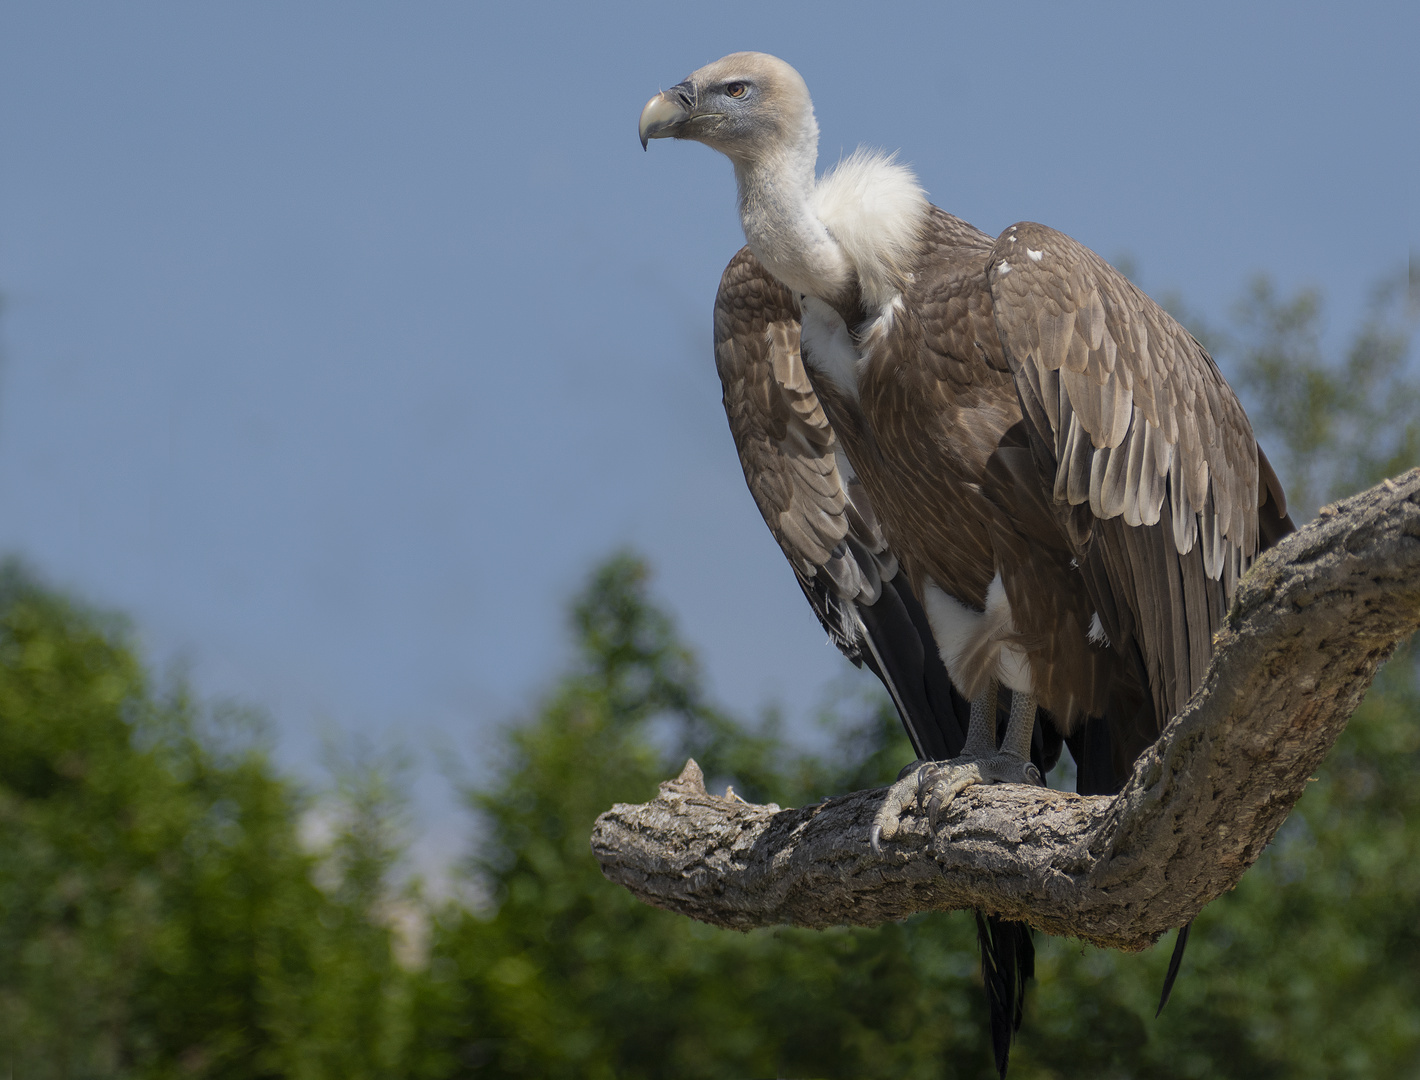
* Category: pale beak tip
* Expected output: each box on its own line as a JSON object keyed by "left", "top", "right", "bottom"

{"left": 638, "top": 90, "right": 689, "bottom": 152}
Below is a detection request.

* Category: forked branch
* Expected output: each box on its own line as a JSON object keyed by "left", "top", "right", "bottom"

{"left": 591, "top": 471, "right": 1420, "bottom": 950}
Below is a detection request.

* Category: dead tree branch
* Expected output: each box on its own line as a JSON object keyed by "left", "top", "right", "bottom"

{"left": 591, "top": 470, "right": 1420, "bottom": 950}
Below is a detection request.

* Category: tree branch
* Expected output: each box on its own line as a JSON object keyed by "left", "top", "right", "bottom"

{"left": 591, "top": 470, "right": 1420, "bottom": 950}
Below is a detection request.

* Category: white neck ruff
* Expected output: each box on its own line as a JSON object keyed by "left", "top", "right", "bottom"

{"left": 736, "top": 146, "right": 930, "bottom": 310}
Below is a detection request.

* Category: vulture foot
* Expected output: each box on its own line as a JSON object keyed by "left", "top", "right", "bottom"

{"left": 869, "top": 754, "right": 1043, "bottom": 855}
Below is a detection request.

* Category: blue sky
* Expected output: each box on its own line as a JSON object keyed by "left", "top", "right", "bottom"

{"left": 0, "top": 2, "right": 1413, "bottom": 865}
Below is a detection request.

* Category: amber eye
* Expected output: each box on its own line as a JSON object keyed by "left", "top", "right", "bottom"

{"left": 725, "top": 81, "right": 748, "bottom": 99}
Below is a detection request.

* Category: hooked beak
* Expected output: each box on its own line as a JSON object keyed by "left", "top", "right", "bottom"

{"left": 638, "top": 81, "right": 694, "bottom": 150}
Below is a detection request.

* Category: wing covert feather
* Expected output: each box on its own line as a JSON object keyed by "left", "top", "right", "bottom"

{"left": 983, "top": 223, "right": 1294, "bottom": 728}
{"left": 714, "top": 248, "right": 892, "bottom": 657}
{"left": 988, "top": 223, "right": 1261, "bottom": 580}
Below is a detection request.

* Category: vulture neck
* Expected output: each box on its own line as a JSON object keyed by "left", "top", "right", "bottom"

{"left": 733, "top": 142, "right": 853, "bottom": 305}
{"left": 731, "top": 135, "right": 931, "bottom": 316}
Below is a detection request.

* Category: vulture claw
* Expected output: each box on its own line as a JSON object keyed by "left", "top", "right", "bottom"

{"left": 869, "top": 767, "right": 924, "bottom": 854}
{"left": 913, "top": 757, "right": 999, "bottom": 832}
{"left": 915, "top": 764, "right": 932, "bottom": 793}
{"left": 926, "top": 793, "right": 944, "bottom": 832}
{"left": 896, "top": 759, "right": 926, "bottom": 783}
{"left": 871, "top": 752, "right": 1030, "bottom": 850}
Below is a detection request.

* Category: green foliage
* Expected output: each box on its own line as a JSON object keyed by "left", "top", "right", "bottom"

{"left": 409, "top": 549, "right": 1420, "bottom": 1079}
{"left": 404, "top": 554, "right": 1010, "bottom": 1080}
{"left": 0, "top": 563, "right": 411, "bottom": 1077}
{"left": 1189, "top": 261, "right": 1418, "bottom": 517}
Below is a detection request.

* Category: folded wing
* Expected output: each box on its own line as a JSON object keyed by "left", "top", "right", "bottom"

{"left": 714, "top": 247, "right": 971, "bottom": 761}
{"left": 988, "top": 222, "right": 1293, "bottom": 732}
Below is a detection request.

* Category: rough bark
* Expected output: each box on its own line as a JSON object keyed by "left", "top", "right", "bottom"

{"left": 591, "top": 471, "right": 1420, "bottom": 950}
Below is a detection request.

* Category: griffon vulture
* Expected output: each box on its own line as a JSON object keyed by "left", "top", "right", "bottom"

{"left": 639, "top": 51, "right": 1293, "bottom": 1077}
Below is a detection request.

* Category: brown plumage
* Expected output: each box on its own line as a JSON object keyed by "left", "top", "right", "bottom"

{"left": 643, "top": 51, "right": 1293, "bottom": 1076}
{"left": 715, "top": 207, "right": 1292, "bottom": 771}
{"left": 714, "top": 248, "right": 981, "bottom": 765}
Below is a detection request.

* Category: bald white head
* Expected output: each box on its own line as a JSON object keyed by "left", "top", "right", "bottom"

{"left": 638, "top": 52, "right": 818, "bottom": 174}
{"left": 640, "top": 53, "right": 928, "bottom": 307}
{"left": 641, "top": 53, "right": 841, "bottom": 296}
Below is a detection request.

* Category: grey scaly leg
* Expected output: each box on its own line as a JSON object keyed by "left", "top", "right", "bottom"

{"left": 961, "top": 681, "right": 1002, "bottom": 758}
{"left": 997, "top": 689, "right": 1040, "bottom": 768}
{"left": 870, "top": 685, "right": 1044, "bottom": 854}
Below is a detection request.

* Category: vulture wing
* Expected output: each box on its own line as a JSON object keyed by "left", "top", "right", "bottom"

{"left": 714, "top": 247, "right": 971, "bottom": 761}
{"left": 987, "top": 222, "right": 1293, "bottom": 742}
{"left": 717, "top": 244, "right": 1067, "bottom": 1072}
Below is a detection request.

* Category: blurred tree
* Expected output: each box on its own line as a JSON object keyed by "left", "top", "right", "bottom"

{"left": 1226, "top": 263, "right": 1418, "bottom": 518}
{"left": 405, "top": 555, "right": 999, "bottom": 1080}
{"left": 0, "top": 564, "right": 413, "bottom": 1078}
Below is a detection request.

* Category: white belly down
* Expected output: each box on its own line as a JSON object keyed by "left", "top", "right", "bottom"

{"left": 922, "top": 574, "right": 1033, "bottom": 696}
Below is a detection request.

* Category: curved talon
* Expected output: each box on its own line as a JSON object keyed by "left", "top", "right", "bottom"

{"left": 895, "top": 759, "right": 925, "bottom": 783}
{"left": 915, "top": 764, "right": 932, "bottom": 794}
{"left": 926, "top": 793, "right": 944, "bottom": 831}
{"left": 870, "top": 772, "right": 919, "bottom": 854}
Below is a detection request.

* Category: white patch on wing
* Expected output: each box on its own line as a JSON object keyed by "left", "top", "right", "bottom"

{"left": 1087, "top": 612, "right": 1111, "bottom": 648}
{"left": 997, "top": 260, "right": 1012, "bottom": 276}
{"left": 799, "top": 296, "right": 863, "bottom": 401}
{"left": 811, "top": 149, "right": 929, "bottom": 308}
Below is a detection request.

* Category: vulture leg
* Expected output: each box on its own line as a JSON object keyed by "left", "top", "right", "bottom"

{"left": 870, "top": 685, "right": 1044, "bottom": 850}
{"left": 997, "top": 690, "right": 1040, "bottom": 761}
{"left": 961, "top": 680, "right": 1003, "bottom": 758}
{"left": 919, "top": 688, "right": 1044, "bottom": 827}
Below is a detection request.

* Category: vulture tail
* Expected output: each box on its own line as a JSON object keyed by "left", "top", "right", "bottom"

{"left": 860, "top": 578, "right": 1048, "bottom": 1079}
{"left": 1156, "top": 921, "right": 1192, "bottom": 1016}
{"left": 976, "top": 911, "right": 1033, "bottom": 1079}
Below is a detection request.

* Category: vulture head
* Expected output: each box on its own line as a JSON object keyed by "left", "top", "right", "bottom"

{"left": 638, "top": 52, "right": 818, "bottom": 169}
{"left": 640, "top": 52, "right": 927, "bottom": 307}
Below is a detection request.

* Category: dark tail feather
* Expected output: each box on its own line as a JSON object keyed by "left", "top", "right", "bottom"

{"left": 855, "top": 574, "right": 970, "bottom": 761}
{"left": 1156, "top": 922, "right": 1192, "bottom": 1017}
{"left": 976, "top": 912, "right": 1034, "bottom": 1078}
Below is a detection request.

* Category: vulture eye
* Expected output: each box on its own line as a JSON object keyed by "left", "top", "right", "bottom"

{"left": 726, "top": 81, "right": 749, "bottom": 99}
